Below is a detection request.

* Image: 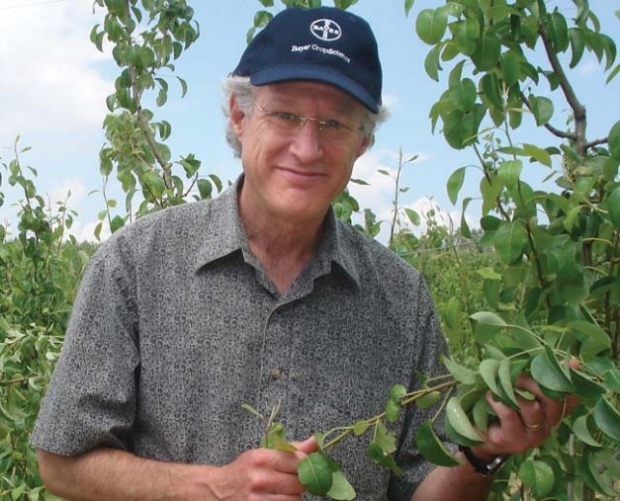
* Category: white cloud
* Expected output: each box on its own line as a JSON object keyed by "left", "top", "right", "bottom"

{"left": 575, "top": 58, "right": 601, "bottom": 78}
{"left": 48, "top": 178, "right": 87, "bottom": 206}
{"left": 0, "top": 0, "right": 112, "bottom": 152}
{"left": 347, "top": 148, "right": 479, "bottom": 244}
{"left": 349, "top": 148, "right": 414, "bottom": 242}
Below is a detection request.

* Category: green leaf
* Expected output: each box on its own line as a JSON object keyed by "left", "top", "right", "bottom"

{"left": 110, "top": 215, "right": 125, "bottom": 233}
{"left": 578, "top": 452, "right": 619, "bottom": 497}
{"left": 519, "top": 459, "right": 555, "bottom": 498}
{"left": 177, "top": 76, "right": 188, "bottom": 98}
{"left": 608, "top": 120, "right": 620, "bottom": 161}
{"left": 594, "top": 397, "right": 620, "bottom": 442}
{"left": 569, "top": 27, "right": 586, "bottom": 68}
{"left": 404, "top": 0, "right": 415, "bottom": 17}
{"left": 366, "top": 442, "right": 402, "bottom": 475}
{"left": 263, "top": 423, "right": 296, "bottom": 452}
{"left": 498, "top": 359, "right": 520, "bottom": 410}
{"left": 604, "top": 186, "right": 620, "bottom": 228}
{"left": 416, "top": 390, "right": 441, "bottom": 409}
{"left": 605, "top": 367, "right": 620, "bottom": 393}
{"left": 144, "top": 171, "right": 166, "bottom": 199}
{"left": 470, "top": 311, "right": 507, "bottom": 343}
{"left": 480, "top": 175, "right": 502, "bottom": 216}
{"left": 460, "top": 198, "right": 472, "bottom": 239}
{"left": 424, "top": 45, "right": 442, "bottom": 82}
{"left": 522, "top": 143, "right": 552, "bottom": 167}
{"left": 567, "top": 320, "right": 611, "bottom": 359}
{"left": 449, "top": 78, "right": 477, "bottom": 112}
{"left": 385, "top": 399, "right": 401, "bottom": 423}
{"left": 450, "top": 19, "right": 477, "bottom": 56}
{"left": 476, "top": 267, "right": 502, "bottom": 280}
{"left": 375, "top": 421, "right": 397, "bottom": 454}
{"left": 606, "top": 62, "right": 620, "bottom": 84}
{"left": 94, "top": 221, "right": 103, "bottom": 240}
{"left": 326, "top": 470, "right": 356, "bottom": 500}
{"left": 497, "top": 160, "right": 522, "bottom": 188}
{"left": 547, "top": 12, "right": 569, "bottom": 52}
{"left": 404, "top": 208, "right": 420, "bottom": 226}
{"left": 446, "top": 396, "right": 483, "bottom": 445}
{"left": 416, "top": 420, "right": 461, "bottom": 467}
{"left": 353, "top": 420, "right": 370, "bottom": 436}
{"left": 479, "top": 359, "right": 501, "bottom": 397}
{"left": 389, "top": 384, "right": 407, "bottom": 401}
{"left": 570, "top": 369, "right": 605, "bottom": 403}
{"left": 446, "top": 167, "right": 466, "bottom": 204}
{"left": 196, "top": 179, "right": 212, "bottom": 199}
{"left": 297, "top": 452, "right": 333, "bottom": 496}
{"left": 441, "top": 296, "right": 462, "bottom": 346}
{"left": 501, "top": 50, "right": 522, "bottom": 87}
{"left": 572, "top": 415, "right": 603, "bottom": 448}
{"left": 442, "top": 355, "right": 478, "bottom": 385}
{"left": 530, "top": 95, "right": 554, "bottom": 126}
{"left": 416, "top": 8, "right": 448, "bottom": 45}
{"left": 530, "top": 348, "right": 575, "bottom": 394}
{"left": 556, "top": 255, "right": 588, "bottom": 305}
{"left": 472, "top": 397, "right": 492, "bottom": 433}
{"left": 480, "top": 73, "right": 503, "bottom": 111}
{"left": 471, "top": 32, "right": 501, "bottom": 71}
{"left": 494, "top": 222, "right": 527, "bottom": 264}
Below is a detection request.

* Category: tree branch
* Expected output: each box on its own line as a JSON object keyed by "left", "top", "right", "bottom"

{"left": 537, "top": 5, "right": 588, "bottom": 156}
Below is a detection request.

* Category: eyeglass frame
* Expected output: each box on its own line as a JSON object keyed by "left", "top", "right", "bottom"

{"left": 253, "top": 102, "right": 366, "bottom": 142}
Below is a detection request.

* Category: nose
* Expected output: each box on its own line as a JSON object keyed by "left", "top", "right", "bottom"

{"left": 289, "top": 119, "right": 324, "bottom": 162}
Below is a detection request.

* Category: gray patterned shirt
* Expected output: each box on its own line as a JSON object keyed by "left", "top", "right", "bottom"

{"left": 32, "top": 179, "right": 447, "bottom": 500}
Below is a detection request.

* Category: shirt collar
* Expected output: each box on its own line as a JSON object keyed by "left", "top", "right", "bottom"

{"left": 193, "top": 177, "right": 247, "bottom": 271}
{"left": 193, "top": 175, "right": 361, "bottom": 288}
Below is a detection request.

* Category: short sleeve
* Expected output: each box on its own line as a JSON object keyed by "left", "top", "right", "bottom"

{"left": 31, "top": 237, "right": 140, "bottom": 456}
{"left": 388, "top": 273, "right": 449, "bottom": 500}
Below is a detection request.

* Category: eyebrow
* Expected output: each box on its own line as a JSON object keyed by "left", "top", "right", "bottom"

{"left": 262, "top": 96, "right": 358, "bottom": 119}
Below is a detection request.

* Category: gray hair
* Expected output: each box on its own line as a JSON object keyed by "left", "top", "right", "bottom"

{"left": 222, "top": 75, "right": 388, "bottom": 158}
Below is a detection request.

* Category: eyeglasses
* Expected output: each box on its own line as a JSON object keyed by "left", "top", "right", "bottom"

{"left": 254, "top": 103, "right": 364, "bottom": 143}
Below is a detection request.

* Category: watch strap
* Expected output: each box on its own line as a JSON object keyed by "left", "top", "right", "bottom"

{"left": 459, "top": 446, "right": 509, "bottom": 476}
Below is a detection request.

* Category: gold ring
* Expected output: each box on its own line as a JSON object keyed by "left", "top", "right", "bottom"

{"left": 524, "top": 420, "right": 544, "bottom": 431}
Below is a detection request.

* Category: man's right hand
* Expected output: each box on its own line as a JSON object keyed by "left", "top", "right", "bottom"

{"left": 205, "top": 437, "right": 317, "bottom": 500}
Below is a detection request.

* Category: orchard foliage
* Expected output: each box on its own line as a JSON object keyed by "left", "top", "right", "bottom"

{"left": 0, "top": 142, "right": 90, "bottom": 500}
{"left": 90, "top": 0, "right": 222, "bottom": 238}
{"left": 1, "top": 0, "right": 619, "bottom": 500}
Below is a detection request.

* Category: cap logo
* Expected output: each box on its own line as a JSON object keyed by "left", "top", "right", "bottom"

{"left": 310, "top": 19, "right": 342, "bottom": 42}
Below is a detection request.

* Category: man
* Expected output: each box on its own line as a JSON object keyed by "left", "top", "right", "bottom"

{"left": 33, "top": 7, "right": 571, "bottom": 500}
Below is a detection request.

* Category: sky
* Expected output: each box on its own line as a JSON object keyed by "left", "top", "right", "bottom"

{"left": 1, "top": 0, "right": 618, "bottom": 243}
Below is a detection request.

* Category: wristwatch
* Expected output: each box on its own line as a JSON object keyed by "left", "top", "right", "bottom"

{"left": 459, "top": 446, "right": 509, "bottom": 476}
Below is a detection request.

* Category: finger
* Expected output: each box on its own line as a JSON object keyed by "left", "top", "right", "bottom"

{"left": 292, "top": 437, "right": 317, "bottom": 455}
{"left": 515, "top": 375, "right": 561, "bottom": 426}
{"left": 271, "top": 451, "right": 305, "bottom": 474}
{"left": 514, "top": 393, "right": 546, "bottom": 433}
{"left": 484, "top": 393, "right": 528, "bottom": 452}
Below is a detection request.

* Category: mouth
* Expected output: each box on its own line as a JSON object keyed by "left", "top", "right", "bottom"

{"left": 278, "top": 167, "right": 325, "bottom": 181}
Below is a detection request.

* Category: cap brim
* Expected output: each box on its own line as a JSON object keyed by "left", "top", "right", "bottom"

{"left": 250, "top": 64, "right": 379, "bottom": 113}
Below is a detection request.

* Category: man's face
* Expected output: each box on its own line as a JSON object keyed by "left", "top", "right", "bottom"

{"left": 230, "top": 81, "right": 370, "bottom": 225}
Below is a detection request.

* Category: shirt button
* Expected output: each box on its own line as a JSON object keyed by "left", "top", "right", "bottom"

{"left": 269, "top": 368, "right": 283, "bottom": 380}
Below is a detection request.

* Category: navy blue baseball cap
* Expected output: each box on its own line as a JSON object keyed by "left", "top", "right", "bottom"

{"left": 232, "top": 7, "right": 382, "bottom": 113}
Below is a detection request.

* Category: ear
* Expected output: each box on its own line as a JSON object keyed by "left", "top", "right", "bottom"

{"left": 355, "top": 133, "right": 372, "bottom": 159}
{"left": 229, "top": 95, "right": 246, "bottom": 138}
